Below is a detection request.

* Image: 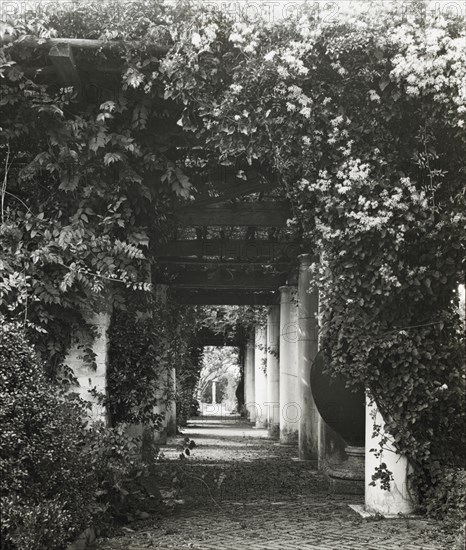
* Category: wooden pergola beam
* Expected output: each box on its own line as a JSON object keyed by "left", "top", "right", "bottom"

{"left": 172, "top": 288, "right": 279, "bottom": 305}
{"left": 191, "top": 180, "right": 272, "bottom": 206}
{"left": 1, "top": 35, "right": 169, "bottom": 55}
{"left": 167, "top": 269, "right": 286, "bottom": 290}
{"left": 156, "top": 239, "right": 302, "bottom": 263}
{"left": 48, "top": 43, "right": 80, "bottom": 85}
{"left": 176, "top": 202, "right": 291, "bottom": 227}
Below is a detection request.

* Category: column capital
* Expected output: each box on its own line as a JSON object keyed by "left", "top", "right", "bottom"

{"left": 298, "top": 253, "right": 317, "bottom": 266}
{"left": 278, "top": 284, "right": 297, "bottom": 293}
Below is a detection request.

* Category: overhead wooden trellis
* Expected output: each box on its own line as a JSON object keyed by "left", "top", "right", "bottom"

{"left": 2, "top": 32, "right": 305, "bottom": 306}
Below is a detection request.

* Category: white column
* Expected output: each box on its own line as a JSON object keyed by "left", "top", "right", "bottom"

{"left": 244, "top": 334, "right": 256, "bottom": 422}
{"left": 153, "top": 284, "right": 169, "bottom": 444}
{"left": 298, "top": 254, "right": 320, "bottom": 460}
{"left": 66, "top": 309, "right": 110, "bottom": 424}
{"left": 266, "top": 305, "right": 280, "bottom": 438}
{"left": 365, "top": 396, "right": 415, "bottom": 515}
{"left": 279, "top": 286, "right": 299, "bottom": 444}
{"left": 166, "top": 366, "right": 177, "bottom": 437}
{"left": 254, "top": 324, "right": 268, "bottom": 428}
{"left": 212, "top": 380, "right": 217, "bottom": 404}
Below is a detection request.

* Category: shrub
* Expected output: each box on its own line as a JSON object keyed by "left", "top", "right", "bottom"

{"left": 0, "top": 321, "right": 152, "bottom": 549}
{"left": 0, "top": 321, "right": 97, "bottom": 549}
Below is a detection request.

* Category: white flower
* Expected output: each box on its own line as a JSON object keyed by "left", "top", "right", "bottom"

{"left": 277, "top": 66, "right": 289, "bottom": 78}
{"left": 244, "top": 41, "right": 257, "bottom": 54}
{"left": 229, "top": 84, "right": 243, "bottom": 94}
{"left": 229, "top": 32, "right": 245, "bottom": 44}
{"left": 191, "top": 32, "right": 202, "bottom": 48}
{"left": 264, "top": 51, "right": 277, "bottom": 62}
{"left": 300, "top": 107, "right": 311, "bottom": 118}
{"left": 369, "top": 90, "right": 381, "bottom": 103}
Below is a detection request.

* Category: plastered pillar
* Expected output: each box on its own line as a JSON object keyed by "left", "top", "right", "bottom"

{"left": 254, "top": 325, "right": 268, "bottom": 428}
{"left": 166, "top": 366, "right": 177, "bottom": 437}
{"left": 298, "top": 254, "right": 320, "bottom": 460}
{"left": 365, "top": 396, "right": 416, "bottom": 515}
{"left": 244, "top": 333, "right": 256, "bottom": 422}
{"left": 153, "top": 284, "right": 169, "bottom": 444}
{"left": 266, "top": 305, "right": 280, "bottom": 438}
{"left": 212, "top": 380, "right": 217, "bottom": 404}
{"left": 66, "top": 310, "right": 111, "bottom": 424}
{"left": 279, "top": 286, "right": 299, "bottom": 444}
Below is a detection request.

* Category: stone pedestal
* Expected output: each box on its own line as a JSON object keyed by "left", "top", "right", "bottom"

{"left": 298, "top": 254, "right": 320, "bottom": 460}
{"left": 279, "top": 286, "right": 299, "bottom": 444}
{"left": 244, "top": 334, "right": 256, "bottom": 422}
{"left": 327, "top": 444, "right": 365, "bottom": 495}
{"left": 266, "top": 305, "right": 280, "bottom": 439}
{"left": 365, "top": 396, "right": 416, "bottom": 515}
{"left": 254, "top": 325, "right": 268, "bottom": 428}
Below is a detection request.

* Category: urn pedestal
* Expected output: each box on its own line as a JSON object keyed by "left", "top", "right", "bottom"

{"left": 311, "top": 352, "right": 365, "bottom": 494}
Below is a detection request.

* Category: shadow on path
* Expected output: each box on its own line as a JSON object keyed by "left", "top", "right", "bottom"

{"left": 94, "top": 415, "right": 447, "bottom": 550}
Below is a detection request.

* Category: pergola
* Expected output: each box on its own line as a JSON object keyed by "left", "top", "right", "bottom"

{"left": 2, "top": 32, "right": 416, "bottom": 516}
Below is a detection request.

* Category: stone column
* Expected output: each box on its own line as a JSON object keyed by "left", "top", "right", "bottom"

{"left": 212, "top": 380, "right": 217, "bottom": 404}
{"left": 266, "top": 305, "right": 280, "bottom": 438}
{"left": 279, "top": 286, "right": 299, "bottom": 444}
{"left": 153, "top": 284, "right": 169, "bottom": 444}
{"left": 166, "top": 366, "right": 177, "bottom": 437}
{"left": 244, "top": 333, "right": 256, "bottom": 422}
{"left": 298, "top": 254, "right": 320, "bottom": 460}
{"left": 365, "top": 396, "right": 416, "bottom": 515}
{"left": 66, "top": 309, "right": 111, "bottom": 424}
{"left": 254, "top": 324, "right": 268, "bottom": 428}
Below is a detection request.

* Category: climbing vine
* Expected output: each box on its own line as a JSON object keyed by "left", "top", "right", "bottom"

{"left": 151, "top": 0, "right": 466, "bottom": 516}
{"left": 1, "top": 0, "right": 465, "bottom": 521}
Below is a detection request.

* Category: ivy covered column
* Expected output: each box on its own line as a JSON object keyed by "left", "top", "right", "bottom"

{"left": 279, "top": 286, "right": 299, "bottom": 444}
{"left": 365, "top": 396, "right": 416, "bottom": 515}
{"left": 66, "top": 307, "right": 111, "bottom": 424}
{"left": 266, "top": 305, "right": 280, "bottom": 439}
{"left": 165, "top": 297, "right": 178, "bottom": 438}
{"left": 153, "top": 284, "right": 169, "bottom": 444}
{"left": 298, "top": 254, "right": 320, "bottom": 461}
{"left": 166, "top": 365, "right": 177, "bottom": 437}
{"left": 244, "top": 332, "right": 256, "bottom": 423}
{"left": 254, "top": 324, "right": 268, "bottom": 428}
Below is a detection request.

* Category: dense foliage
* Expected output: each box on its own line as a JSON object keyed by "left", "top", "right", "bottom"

{"left": 107, "top": 290, "right": 200, "bottom": 429}
{"left": 0, "top": 321, "right": 148, "bottom": 550}
{"left": 0, "top": 0, "right": 464, "bottom": 524}
{"left": 156, "top": 0, "right": 466, "bottom": 514}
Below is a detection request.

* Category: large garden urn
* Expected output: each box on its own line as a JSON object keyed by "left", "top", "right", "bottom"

{"left": 311, "top": 352, "right": 365, "bottom": 493}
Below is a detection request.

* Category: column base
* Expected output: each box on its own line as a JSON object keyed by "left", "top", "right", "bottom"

{"left": 268, "top": 424, "right": 280, "bottom": 439}
{"left": 279, "top": 430, "right": 298, "bottom": 445}
{"left": 327, "top": 446, "right": 365, "bottom": 495}
{"left": 153, "top": 429, "right": 167, "bottom": 446}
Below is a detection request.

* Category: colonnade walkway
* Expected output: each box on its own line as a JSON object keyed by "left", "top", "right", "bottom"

{"left": 95, "top": 416, "right": 448, "bottom": 550}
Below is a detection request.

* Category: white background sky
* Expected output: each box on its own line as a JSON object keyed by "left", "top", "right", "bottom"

{"left": 1, "top": 0, "right": 465, "bottom": 24}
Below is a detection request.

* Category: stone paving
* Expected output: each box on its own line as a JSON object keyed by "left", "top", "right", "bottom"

{"left": 94, "top": 416, "right": 451, "bottom": 550}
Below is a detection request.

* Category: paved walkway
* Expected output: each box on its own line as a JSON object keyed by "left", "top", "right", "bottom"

{"left": 95, "top": 416, "right": 450, "bottom": 550}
